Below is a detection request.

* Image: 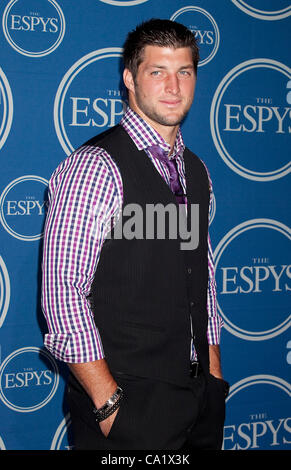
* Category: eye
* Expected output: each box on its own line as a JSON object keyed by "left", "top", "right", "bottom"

{"left": 179, "top": 70, "right": 191, "bottom": 76}
{"left": 151, "top": 70, "right": 162, "bottom": 76}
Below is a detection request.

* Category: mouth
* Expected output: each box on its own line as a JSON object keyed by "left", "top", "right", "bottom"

{"left": 159, "top": 99, "right": 182, "bottom": 108}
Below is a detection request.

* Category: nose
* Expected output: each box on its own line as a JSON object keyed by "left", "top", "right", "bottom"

{"left": 165, "top": 73, "right": 180, "bottom": 95}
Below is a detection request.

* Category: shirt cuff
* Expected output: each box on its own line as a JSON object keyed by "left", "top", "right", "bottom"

{"left": 44, "top": 328, "right": 104, "bottom": 363}
{"left": 207, "top": 314, "right": 224, "bottom": 346}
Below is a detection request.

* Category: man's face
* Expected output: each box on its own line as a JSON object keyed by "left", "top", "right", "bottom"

{"left": 124, "top": 45, "right": 196, "bottom": 130}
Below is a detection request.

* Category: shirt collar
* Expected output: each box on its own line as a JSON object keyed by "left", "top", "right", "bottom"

{"left": 120, "top": 107, "right": 185, "bottom": 158}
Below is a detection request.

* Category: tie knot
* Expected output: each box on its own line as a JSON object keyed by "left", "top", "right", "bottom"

{"left": 149, "top": 144, "right": 169, "bottom": 163}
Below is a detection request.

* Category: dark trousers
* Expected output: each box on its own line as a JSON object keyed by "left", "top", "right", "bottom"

{"left": 67, "top": 371, "right": 225, "bottom": 450}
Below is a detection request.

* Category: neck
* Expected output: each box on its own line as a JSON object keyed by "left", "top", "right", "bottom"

{"left": 155, "top": 124, "right": 179, "bottom": 154}
{"left": 129, "top": 104, "right": 179, "bottom": 154}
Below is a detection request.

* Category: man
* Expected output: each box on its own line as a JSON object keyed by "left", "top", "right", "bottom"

{"left": 42, "top": 19, "right": 228, "bottom": 450}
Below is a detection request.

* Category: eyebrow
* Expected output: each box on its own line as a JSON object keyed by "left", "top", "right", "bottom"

{"left": 149, "top": 64, "right": 194, "bottom": 70}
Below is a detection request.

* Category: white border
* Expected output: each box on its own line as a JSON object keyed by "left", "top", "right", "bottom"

{"left": 170, "top": 6, "right": 220, "bottom": 67}
{"left": 2, "top": 0, "right": 65, "bottom": 57}
{"left": 0, "top": 68, "right": 13, "bottom": 151}
{"left": 0, "top": 175, "right": 48, "bottom": 241}
{"left": 226, "top": 374, "right": 291, "bottom": 403}
{"left": 214, "top": 218, "right": 291, "bottom": 341}
{"left": 209, "top": 193, "right": 216, "bottom": 226}
{"left": 287, "top": 80, "right": 291, "bottom": 104}
{"left": 99, "top": 0, "right": 148, "bottom": 5}
{"left": 0, "top": 347, "right": 59, "bottom": 412}
{"left": 231, "top": 0, "right": 291, "bottom": 21}
{"left": 0, "top": 436, "right": 6, "bottom": 450}
{"left": 54, "top": 47, "right": 123, "bottom": 155}
{"left": 50, "top": 413, "right": 72, "bottom": 450}
{"left": 210, "top": 58, "right": 291, "bottom": 181}
{"left": 0, "top": 256, "right": 10, "bottom": 329}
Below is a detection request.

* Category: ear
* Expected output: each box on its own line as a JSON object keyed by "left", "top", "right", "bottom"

{"left": 123, "top": 68, "right": 135, "bottom": 94}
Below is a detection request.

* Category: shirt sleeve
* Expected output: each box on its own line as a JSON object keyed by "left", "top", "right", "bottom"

{"left": 41, "top": 145, "right": 122, "bottom": 363}
{"left": 206, "top": 231, "right": 223, "bottom": 345}
{"left": 202, "top": 162, "right": 224, "bottom": 346}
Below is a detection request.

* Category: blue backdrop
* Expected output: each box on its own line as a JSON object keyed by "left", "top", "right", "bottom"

{"left": 0, "top": 0, "right": 290, "bottom": 451}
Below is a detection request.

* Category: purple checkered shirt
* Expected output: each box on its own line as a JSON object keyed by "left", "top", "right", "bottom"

{"left": 41, "top": 107, "right": 223, "bottom": 363}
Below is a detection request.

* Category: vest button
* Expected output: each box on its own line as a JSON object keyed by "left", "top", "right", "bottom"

{"left": 190, "top": 301, "right": 195, "bottom": 307}
{"left": 187, "top": 267, "right": 192, "bottom": 274}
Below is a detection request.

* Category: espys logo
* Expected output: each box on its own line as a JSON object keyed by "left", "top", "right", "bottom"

{"left": 223, "top": 375, "right": 291, "bottom": 450}
{"left": 51, "top": 414, "right": 73, "bottom": 450}
{"left": 99, "top": 0, "right": 149, "bottom": 5}
{"left": 214, "top": 219, "right": 291, "bottom": 341}
{"left": 210, "top": 59, "right": 291, "bottom": 181}
{"left": 170, "top": 6, "right": 219, "bottom": 67}
{"left": 0, "top": 67, "right": 13, "bottom": 151}
{"left": 54, "top": 48, "right": 126, "bottom": 156}
{"left": 2, "top": 0, "right": 65, "bottom": 57}
{"left": 287, "top": 340, "right": 291, "bottom": 365}
{"left": 0, "top": 347, "right": 59, "bottom": 412}
{"left": 0, "top": 255, "right": 10, "bottom": 329}
{"left": 209, "top": 193, "right": 216, "bottom": 226}
{"left": 231, "top": 0, "right": 291, "bottom": 21}
{"left": 0, "top": 175, "right": 48, "bottom": 241}
{"left": 0, "top": 436, "right": 6, "bottom": 450}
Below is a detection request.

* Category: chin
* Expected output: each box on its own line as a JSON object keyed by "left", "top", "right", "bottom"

{"left": 158, "top": 106, "right": 190, "bottom": 125}
{"left": 159, "top": 113, "right": 186, "bottom": 126}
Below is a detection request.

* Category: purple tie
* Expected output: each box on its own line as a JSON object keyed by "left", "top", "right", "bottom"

{"left": 149, "top": 145, "right": 185, "bottom": 205}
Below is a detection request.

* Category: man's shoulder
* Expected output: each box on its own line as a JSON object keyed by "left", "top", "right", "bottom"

{"left": 82, "top": 124, "right": 128, "bottom": 149}
{"left": 64, "top": 125, "right": 126, "bottom": 168}
{"left": 49, "top": 133, "right": 121, "bottom": 186}
{"left": 57, "top": 141, "right": 110, "bottom": 170}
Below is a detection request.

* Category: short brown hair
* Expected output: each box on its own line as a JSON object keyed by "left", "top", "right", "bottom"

{"left": 123, "top": 18, "right": 200, "bottom": 79}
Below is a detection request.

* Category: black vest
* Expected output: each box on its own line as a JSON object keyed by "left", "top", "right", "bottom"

{"left": 87, "top": 125, "right": 210, "bottom": 386}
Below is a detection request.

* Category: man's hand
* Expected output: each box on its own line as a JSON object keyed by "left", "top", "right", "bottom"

{"left": 68, "top": 358, "right": 118, "bottom": 437}
{"left": 99, "top": 408, "right": 119, "bottom": 437}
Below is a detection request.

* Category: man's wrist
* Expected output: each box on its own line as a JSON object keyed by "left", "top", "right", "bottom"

{"left": 209, "top": 344, "right": 223, "bottom": 378}
{"left": 93, "top": 385, "right": 123, "bottom": 422}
